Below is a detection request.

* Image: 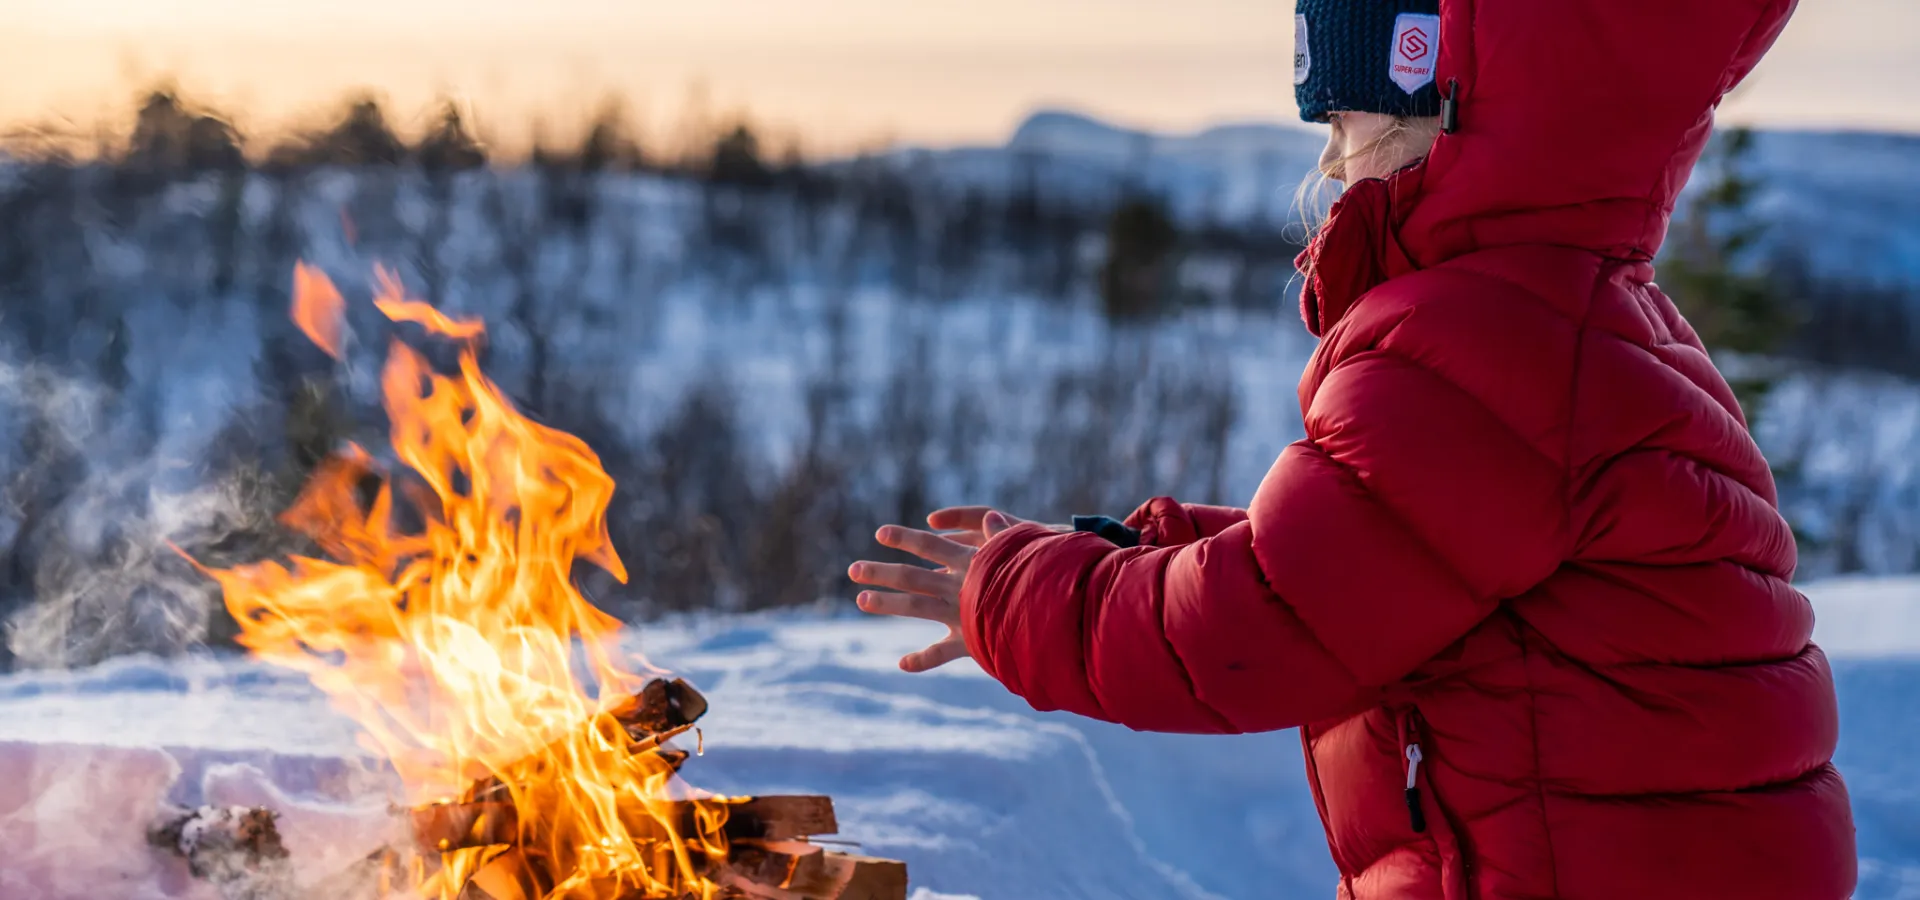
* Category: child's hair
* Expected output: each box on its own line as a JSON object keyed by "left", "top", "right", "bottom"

{"left": 1293, "top": 115, "right": 1443, "bottom": 233}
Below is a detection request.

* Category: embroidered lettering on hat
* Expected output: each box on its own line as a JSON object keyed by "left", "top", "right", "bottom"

{"left": 1389, "top": 13, "right": 1440, "bottom": 94}
{"left": 1294, "top": 14, "right": 1312, "bottom": 86}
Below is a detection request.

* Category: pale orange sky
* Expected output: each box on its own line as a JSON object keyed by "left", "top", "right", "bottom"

{"left": 4, "top": 0, "right": 1917, "bottom": 152}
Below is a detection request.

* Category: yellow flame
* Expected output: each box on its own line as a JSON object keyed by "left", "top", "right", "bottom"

{"left": 201, "top": 265, "right": 727, "bottom": 899}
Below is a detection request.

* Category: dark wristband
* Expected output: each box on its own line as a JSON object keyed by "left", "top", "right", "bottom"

{"left": 1072, "top": 515, "right": 1142, "bottom": 549}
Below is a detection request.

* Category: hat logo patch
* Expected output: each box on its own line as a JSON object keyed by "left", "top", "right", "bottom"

{"left": 1389, "top": 13, "right": 1441, "bottom": 94}
{"left": 1294, "top": 14, "right": 1312, "bottom": 85}
{"left": 1399, "top": 28, "right": 1428, "bottom": 61}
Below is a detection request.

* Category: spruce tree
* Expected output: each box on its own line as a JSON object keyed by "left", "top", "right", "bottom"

{"left": 1663, "top": 126, "right": 1795, "bottom": 418}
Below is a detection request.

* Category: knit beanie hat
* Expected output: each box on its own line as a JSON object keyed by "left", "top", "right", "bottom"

{"left": 1294, "top": 0, "right": 1444, "bottom": 123}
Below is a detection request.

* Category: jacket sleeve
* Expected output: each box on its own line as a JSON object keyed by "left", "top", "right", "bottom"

{"left": 960, "top": 349, "right": 1568, "bottom": 734}
{"left": 1123, "top": 498, "right": 1249, "bottom": 548}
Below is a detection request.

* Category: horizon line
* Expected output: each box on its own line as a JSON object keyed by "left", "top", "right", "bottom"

{"left": 6, "top": 88, "right": 1919, "bottom": 165}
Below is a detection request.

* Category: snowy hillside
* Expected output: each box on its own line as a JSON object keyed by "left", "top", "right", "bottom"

{"left": 909, "top": 111, "right": 1920, "bottom": 286}
{"left": 2, "top": 577, "right": 1916, "bottom": 900}
{"left": 2, "top": 145, "right": 1917, "bottom": 682}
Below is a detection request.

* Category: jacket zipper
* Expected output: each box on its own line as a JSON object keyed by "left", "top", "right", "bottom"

{"left": 1405, "top": 742, "right": 1428, "bottom": 833}
{"left": 1399, "top": 710, "right": 1428, "bottom": 834}
{"left": 1400, "top": 706, "right": 1470, "bottom": 899}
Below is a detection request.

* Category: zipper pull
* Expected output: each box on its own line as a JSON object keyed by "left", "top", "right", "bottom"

{"left": 1405, "top": 743, "right": 1428, "bottom": 834}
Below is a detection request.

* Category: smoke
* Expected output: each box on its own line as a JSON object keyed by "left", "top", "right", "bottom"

{"left": 0, "top": 357, "right": 314, "bottom": 671}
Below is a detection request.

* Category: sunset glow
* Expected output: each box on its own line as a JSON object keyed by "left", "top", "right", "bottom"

{"left": 5, "top": 0, "right": 1915, "bottom": 153}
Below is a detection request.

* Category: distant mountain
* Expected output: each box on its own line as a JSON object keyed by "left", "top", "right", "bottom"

{"left": 903, "top": 110, "right": 1920, "bottom": 286}
{"left": 892, "top": 109, "right": 1326, "bottom": 229}
{"left": 1744, "top": 130, "right": 1920, "bottom": 286}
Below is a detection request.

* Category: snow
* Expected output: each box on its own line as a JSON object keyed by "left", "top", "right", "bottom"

{"left": 0, "top": 578, "right": 1916, "bottom": 899}
{"left": 1761, "top": 371, "right": 1920, "bottom": 577}
{"left": 1813, "top": 577, "right": 1920, "bottom": 658}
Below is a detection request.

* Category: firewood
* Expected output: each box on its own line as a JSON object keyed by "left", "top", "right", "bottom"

{"left": 723, "top": 796, "right": 838, "bottom": 842}
{"left": 414, "top": 794, "right": 839, "bottom": 854}
{"left": 819, "top": 855, "right": 910, "bottom": 900}
{"left": 390, "top": 679, "right": 911, "bottom": 900}
{"left": 440, "top": 677, "right": 711, "bottom": 831}
{"left": 722, "top": 843, "right": 907, "bottom": 900}
{"left": 609, "top": 677, "right": 710, "bottom": 737}
{"left": 413, "top": 800, "right": 519, "bottom": 852}
{"left": 461, "top": 847, "right": 544, "bottom": 900}
{"left": 376, "top": 797, "right": 899, "bottom": 900}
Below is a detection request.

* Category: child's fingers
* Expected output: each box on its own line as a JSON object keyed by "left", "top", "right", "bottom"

{"left": 857, "top": 591, "right": 956, "bottom": 624}
{"left": 926, "top": 506, "right": 993, "bottom": 530}
{"left": 848, "top": 561, "right": 955, "bottom": 597}
{"left": 900, "top": 637, "right": 970, "bottom": 673}
{"left": 875, "top": 525, "right": 972, "bottom": 567}
{"left": 940, "top": 530, "right": 988, "bottom": 549}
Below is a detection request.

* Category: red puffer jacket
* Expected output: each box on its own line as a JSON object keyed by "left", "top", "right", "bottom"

{"left": 959, "top": 0, "right": 1857, "bottom": 896}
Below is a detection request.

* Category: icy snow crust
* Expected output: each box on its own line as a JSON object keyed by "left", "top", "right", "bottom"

{"left": 1, "top": 578, "right": 1916, "bottom": 899}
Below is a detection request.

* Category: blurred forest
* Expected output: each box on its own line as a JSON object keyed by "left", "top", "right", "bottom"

{"left": 0, "top": 88, "right": 1915, "bottom": 670}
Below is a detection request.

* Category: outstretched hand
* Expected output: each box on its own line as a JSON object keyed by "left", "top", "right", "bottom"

{"left": 850, "top": 508, "right": 1048, "bottom": 672}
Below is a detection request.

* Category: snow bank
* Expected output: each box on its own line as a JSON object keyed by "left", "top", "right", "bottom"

{"left": 1814, "top": 576, "right": 1920, "bottom": 657}
{"left": 0, "top": 578, "right": 1916, "bottom": 899}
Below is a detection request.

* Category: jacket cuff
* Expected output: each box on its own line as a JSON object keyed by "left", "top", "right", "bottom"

{"left": 959, "top": 522, "right": 1061, "bottom": 687}
{"left": 1123, "top": 497, "right": 1201, "bottom": 547}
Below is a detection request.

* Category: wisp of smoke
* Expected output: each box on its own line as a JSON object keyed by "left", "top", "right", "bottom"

{"left": 0, "top": 358, "right": 310, "bottom": 671}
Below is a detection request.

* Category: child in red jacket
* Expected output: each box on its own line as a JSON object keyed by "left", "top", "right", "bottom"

{"left": 850, "top": 0, "right": 1857, "bottom": 897}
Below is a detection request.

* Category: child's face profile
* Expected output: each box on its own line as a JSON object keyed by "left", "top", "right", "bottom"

{"left": 1319, "top": 111, "right": 1425, "bottom": 184}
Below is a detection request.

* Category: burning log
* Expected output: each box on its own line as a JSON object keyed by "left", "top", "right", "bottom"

{"left": 412, "top": 677, "right": 714, "bottom": 853}
{"left": 609, "top": 677, "right": 710, "bottom": 740}
{"left": 414, "top": 794, "right": 841, "bottom": 856}
{"left": 402, "top": 676, "right": 905, "bottom": 899}
{"left": 458, "top": 848, "right": 547, "bottom": 900}
{"left": 409, "top": 789, "right": 899, "bottom": 899}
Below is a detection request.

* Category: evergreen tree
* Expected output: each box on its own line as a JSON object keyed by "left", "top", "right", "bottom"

{"left": 414, "top": 102, "right": 487, "bottom": 172}
{"left": 1099, "top": 196, "right": 1180, "bottom": 319}
{"left": 125, "top": 90, "right": 244, "bottom": 175}
{"left": 710, "top": 123, "right": 771, "bottom": 187}
{"left": 1663, "top": 126, "right": 1795, "bottom": 417}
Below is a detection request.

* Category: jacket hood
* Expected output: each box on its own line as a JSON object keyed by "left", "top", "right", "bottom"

{"left": 1300, "top": 0, "right": 1799, "bottom": 335}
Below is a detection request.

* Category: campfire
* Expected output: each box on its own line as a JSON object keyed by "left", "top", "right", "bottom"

{"left": 177, "top": 264, "right": 905, "bottom": 900}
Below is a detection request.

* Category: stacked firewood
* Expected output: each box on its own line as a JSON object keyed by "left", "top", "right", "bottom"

{"left": 154, "top": 679, "right": 907, "bottom": 900}
{"left": 397, "top": 793, "right": 904, "bottom": 900}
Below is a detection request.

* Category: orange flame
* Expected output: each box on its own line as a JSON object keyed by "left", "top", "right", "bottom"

{"left": 373, "top": 264, "right": 488, "bottom": 343}
{"left": 202, "top": 265, "right": 727, "bottom": 899}
{"left": 292, "top": 261, "right": 349, "bottom": 359}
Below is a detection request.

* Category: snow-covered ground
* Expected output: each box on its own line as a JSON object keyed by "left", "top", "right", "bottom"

{"left": 1, "top": 578, "right": 1916, "bottom": 900}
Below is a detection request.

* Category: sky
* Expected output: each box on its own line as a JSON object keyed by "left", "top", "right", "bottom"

{"left": 4, "top": 0, "right": 1918, "bottom": 153}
